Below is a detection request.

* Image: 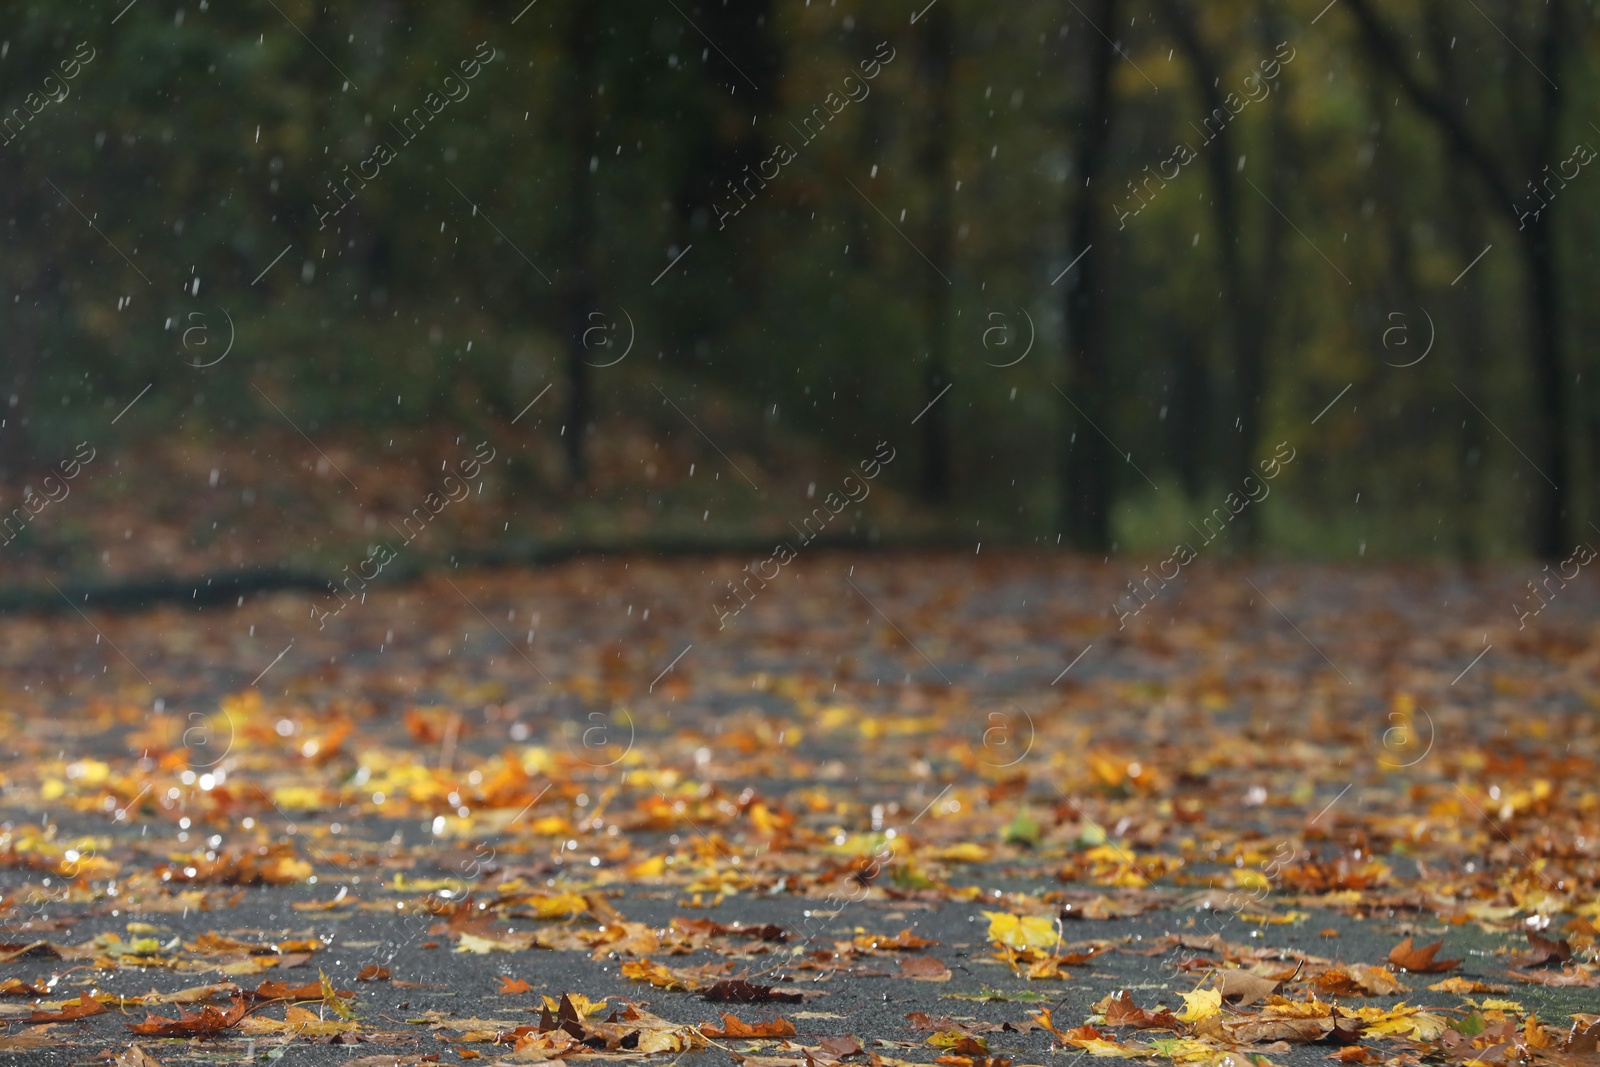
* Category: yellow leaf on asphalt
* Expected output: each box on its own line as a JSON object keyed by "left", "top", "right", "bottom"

{"left": 621, "top": 958, "right": 693, "bottom": 991}
{"left": 1176, "top": 988, "right": 1222, "bottom": 1024}
{"left": 540, "top": 993, "right": 607, "bottom": 1017}
{"left": 983, "top": 911, "right": 1059, "bottom": 951}
{"left": 1232, "top": 868, "right": 1272, "bottom": 893}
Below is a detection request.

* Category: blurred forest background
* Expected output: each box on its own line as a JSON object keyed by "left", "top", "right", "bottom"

{"left": 2, "top": 0, "right": 1599, "bottom": 594}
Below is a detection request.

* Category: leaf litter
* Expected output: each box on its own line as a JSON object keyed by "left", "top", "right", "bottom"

{"left": 0, "top": 555, "right": 1597, "bottom": 1062}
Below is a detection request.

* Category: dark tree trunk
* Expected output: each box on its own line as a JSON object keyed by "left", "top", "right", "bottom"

{"left": 1158, "top": 0, "right": 1287, "bottom": 547}
{"left": 665, "top": 2, "right": 780, "bottom": 371}
{"left": 0, "top": 336, "right": 37, "bottom": 486}
{"left": 1423, "top": 3, "right": 1488, "bottom": 561}
{"left": 1345, "top": 0, "right": 1569, "bottom": 558}
{"left": 1169, "top": 334, "right": 1208, "bottom": 499}
{"left": 916, "top": 1, "right": 955, "bottom": 503}
{"left": 562, "top": 0, "right": 601, "bottom": 486}
{"left": 1060, "top": 0, "right": 1120, "bottom": 551}
{"left": 1519, "top": 224, "right": 1569, "bottom": 557}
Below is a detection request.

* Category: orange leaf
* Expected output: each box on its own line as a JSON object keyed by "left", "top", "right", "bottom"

{"left": 0, "top": 978, "right": 50, "bottom": 996}
{"left": 499, "top": 976, "right": 534, "bottom": 994}
{"left": 28, "top": 992, "right": 107, "bottom": 1022}
{"left": 1387, "top": 936, "right": 1461, "bottom": 973}
{"left": 358, "top": 965, "right": 392, "bottom": 982}
{"left": 252, "top": 980, "right": 328, "bottom": 1001}
{"left": 700, "top": 1013, "right": 798, "bottom": 1038}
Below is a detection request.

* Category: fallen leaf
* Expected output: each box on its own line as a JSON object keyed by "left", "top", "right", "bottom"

{"left": 1215, "top": 969, "right": 1282, "bottom": 1005}
{"left": 982, "top": 912, "right": 1059, "bottom": 952}
{"left": 898, "top": 956, "right": 952, "bottom": 981}
{"left": 1511, "top": 929, "right": 1572, "bottom": 968}
{"left": 1220, "top": 1015, "right": 1361, "bottom": 1045}
{"left": 27, "top": 992, "right": 107, "bottom": 1022}
{"left": 252, "top": 979, "right": 328, "bottom": 1001}
{"left": 817, "top": 1035, "right": 864, "bottom": 1058}
{"left": 927, "top": 1031, "right": 989, "bottom": 1054}
{"left": 499, "top": 976, "right": 533, "bottom": 994}
{"left": 1311, "top": 964, "right": 1407, "bottom": 996}
{"left": 701, "top": 1012, "right": 798, "bottom": 1038}
{"left": 1428, "top": 976, "right": 1507, "bottom": 994}
{"left": 539, "top": 992, "right": 606, "bottom": 1017}
{"left": 1175, "top": 988, "right": 1222, "bottom": 1024}
{"left": 0, "top": 978, "right": 50, "bottom": 996}
{"left": 127, "top": 996, "right": 251, "bottom": 1036}
{"left": 0, "top": 941, "right": 61, "bottom": 963}
{"left": 1387, "top": 937, "right": 1461, "bottom": 973}
{"left": 357, "top": 965, "right": 392, "bottom": 982}
{"left": 1101, "top": 991, "right": 1180, "bottom": 1031}
{"left": 114, "top": 1045, "right": 168, "bottom": 1067}
{"left": 703, "top": 979, "right": 804, "bottom": 1003}
{"left": 622, "top": 958, "right": 697, "bottom": 991}
{"left": 1505, "top": 965, "right": 1600, "bottom": 987}
{"left": 0, "top": 1030, "right": 55, "bottom": 1051}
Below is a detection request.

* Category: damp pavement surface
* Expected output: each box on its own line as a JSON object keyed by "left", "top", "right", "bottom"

{"left": 2, "top": 554, "right": 1596, "bottom": 1063}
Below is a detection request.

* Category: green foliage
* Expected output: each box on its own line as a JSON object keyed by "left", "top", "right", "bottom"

{"left": 3, "top": 0, "right": 1597, "bottom": 558}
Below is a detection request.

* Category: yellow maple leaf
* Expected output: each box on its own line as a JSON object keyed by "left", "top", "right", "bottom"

{"left": 931, "top": 843, "right": 992, "bottom": 864}
{"left": 526, "top": 815, "right": 575, "bottom": 836}
{"left": 983, "top": 911, "right": 1059, "bottom": 951}
{"left": 620, "top": 959, "right": 691, "bottom": 991}
{"left": 1232, "top": 868, "right": 1272, "bottom": 894}
{"left": 270, "top": 786, "right": 326, "bottom": 812}
{"left": 637, "top": 1027, "right": 699, "bottom": 1054}
{"left": 628, "top": 855, "right": 667, "bottom": 879}
{"left": 522, "top": 892, "right": 589, "bottom": 919}
{"left": 1070, "top": 1037, "right": 1149, "bottom": 1058}
{"left": 1355, "top": 1004, "right": 1450, "bottom": 1040}
{"left": 540, "top": 993, "right": 607, "bottom": 1017}
{"left": 320, "top": 970, "right": 355, "bottom": 1020}
{"left": 1176, "top": 988, "right": 1222, "bottom": 1023}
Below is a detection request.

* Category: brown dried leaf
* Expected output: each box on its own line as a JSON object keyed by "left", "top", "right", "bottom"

{"left": 703, "top": 979, "right": 804, "bottom": 1003}
{"left": 114, "top": 1045, "right": 169, "bottom": 1067}
{"left": 127, "top": 996, "right": 251, "bottom": 1036}
{"left": 0, "top": 1030, "right": 55, "bottom": 1051}
{"left": 897, "top": 956, "right": 952, "bottom": 982}
{"left": 816, "top": 1035, "right": 864, "bottom": 1058}
{"left": 1215, "top": 969, "right": 1282, "bottom": 1005}
{"left": 1101, "top": 990, "right": 1180, "bottom": 1032}
{"left": 1506, "top": 965, "right": 1600, "bottom": 987}
{"left": 1511, "top": 929, "right": 1572, "bottom": 968}
{"left": 0, "top": 940, "right": 61, "bottom": 963}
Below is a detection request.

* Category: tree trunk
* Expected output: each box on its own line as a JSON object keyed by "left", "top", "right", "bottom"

{"left": 1518, "top": 224, "right": 1568, "bottom": 558}
{"left": 1060, "top": 0, "right": 1120, "bottom": 551}
{"left": 664, "top": 1, "right": 780, "bottom": 373}
{"left": 916, "top": 1, "right": 955, "bottom": 503}
{"left": 1168, "top": 333, "right": 1208, "bottom": 499}
{"left": 562, "top": 0, "right": 601, "bottom": 487}
{"left": 1159, "top": 0, "right": 1251, "bottom": 543}
{"left": 1424, "top": 4, "right": 1488, "bottom": 561}
{"left": 1344, "top": 0, "right": 1569, "bottom": 558}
